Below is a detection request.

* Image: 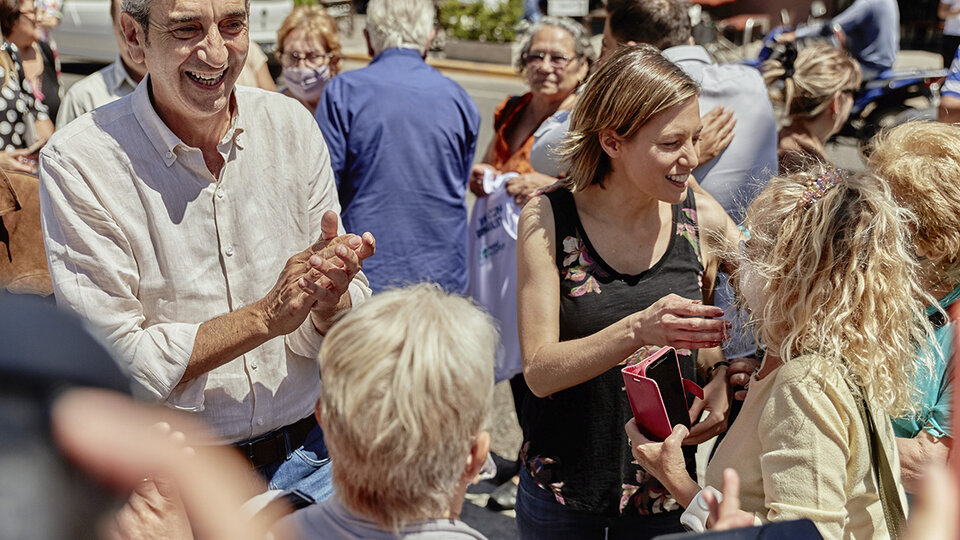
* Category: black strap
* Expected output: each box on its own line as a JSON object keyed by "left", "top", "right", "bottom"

{"left": 853, "top": 390, "right": 906, "bottom": 539}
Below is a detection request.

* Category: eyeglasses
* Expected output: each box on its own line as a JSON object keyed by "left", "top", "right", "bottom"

{"left": 522, "top": 50, "right": 577, "bottom": 70}
{"left": 280, "top": 50, "right": 337, "bottom": 68}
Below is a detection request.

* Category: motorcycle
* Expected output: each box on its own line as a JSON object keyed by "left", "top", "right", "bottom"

{"left": 748, "top": 26, "right": 947, "bottom": 143}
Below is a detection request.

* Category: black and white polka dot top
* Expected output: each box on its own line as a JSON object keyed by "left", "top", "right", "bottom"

{"left": 0, "top": 41, "right": 49, "bottom": 151}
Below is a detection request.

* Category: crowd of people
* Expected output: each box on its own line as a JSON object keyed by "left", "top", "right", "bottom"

{"left": 0, "top": 0, "right": 958, "bottom": 538}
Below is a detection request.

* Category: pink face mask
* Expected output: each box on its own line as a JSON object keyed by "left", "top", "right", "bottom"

{"left": 282, "top": 65, "right": 332, "bottom": 102}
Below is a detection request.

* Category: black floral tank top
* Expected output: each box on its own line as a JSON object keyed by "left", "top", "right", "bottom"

{"left": 519, "top": 186, "right": 704, "bottom": 517}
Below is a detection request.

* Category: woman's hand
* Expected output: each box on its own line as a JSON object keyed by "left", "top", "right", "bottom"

{"left": 470, "top": 164, "right": 497, "bottom": 197}
{"left": 635, "top": 294, "right": 729, "bottom": 350}
{"left": 506, "top": 171, "right": 557, "bottom": 206}
{"left": 0, "top": 148, "right": 38, "bottom": 174}
{"left": 685, "top": 364, "right": 730, "bottom": 445}
{"left": 727, "top": 356, "right": 759, "bottom": 401}
{"left": 697, "top": 106, "right": 736, "bottom": 164}
{"left": 626, "top": 420, "right": 701, "bottom": 507}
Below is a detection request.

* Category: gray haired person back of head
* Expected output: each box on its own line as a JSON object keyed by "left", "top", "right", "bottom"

{"left": 365, "top": 0, "right": 434, "bottom": 56}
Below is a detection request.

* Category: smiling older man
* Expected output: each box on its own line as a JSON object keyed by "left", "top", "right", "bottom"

{"left": 37, "top": 0, "right": 374, "bottom": 503}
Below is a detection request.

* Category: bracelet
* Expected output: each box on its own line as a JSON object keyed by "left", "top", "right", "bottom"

{"left": 706, "top": 360, "right": 731, "bottom": 381}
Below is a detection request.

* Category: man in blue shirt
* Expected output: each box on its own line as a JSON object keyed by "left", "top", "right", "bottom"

{"left": 315, "top": 0, "right": 480, "bottom": 293}
{"left": 785, "top": 0, "right": 899, "bottom": 80}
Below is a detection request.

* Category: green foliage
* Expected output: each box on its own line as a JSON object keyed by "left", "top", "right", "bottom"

{"left": 293, "top": 0, "right": 316, "bottom": 6}
{"left": 438, "top": 0, "right": 524, "bottom": 43}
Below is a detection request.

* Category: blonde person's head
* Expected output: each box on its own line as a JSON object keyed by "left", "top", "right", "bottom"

{"left": 761, "top": 43, "right": 861, "bottom": 121}
{"left": 276, "top": 6, "right": 342, "bottom": 71}
{"left": 317, "top": 284, "right": 497, "bottom": 531}
{"left": 867, "top": 121, "right": 960, "bottom": 286}
{"left": 559, "top": 44, "right": 698, "bottom": 191}
{"left": 730, "top": 165, "right": 935, "bottom": 416}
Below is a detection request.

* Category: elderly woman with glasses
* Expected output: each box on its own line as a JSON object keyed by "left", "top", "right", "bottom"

{"left": 275, "top": 5, "right": 342, "bottom": 115}
{"left": 470, "top": 16, "right": 592, "bottom": 207}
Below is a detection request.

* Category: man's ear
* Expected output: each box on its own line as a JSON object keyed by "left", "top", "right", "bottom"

{"left": 599, "top": 128, "right": 624, "bottom": 158}
{"left": 119, "top": 11, "right": 146, "bottom": 64}
{"left": 461, "top": 431, "right": 491, "bottom": 483}
{"left": 424, "top": 27, "right": 436, "bottom": 59}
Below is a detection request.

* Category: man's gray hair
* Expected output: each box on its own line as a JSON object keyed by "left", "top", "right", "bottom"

{"left": 121, "top": 0, "right": 150, "bottom": 32}
{"left": 121, "top": 0, "right": 249, "bottom": 35}
{"left": 365, "top": 0, "right": 434, "bottom": 56}
{"left": 516, "top": 16, "right": 595, "bottom": 72}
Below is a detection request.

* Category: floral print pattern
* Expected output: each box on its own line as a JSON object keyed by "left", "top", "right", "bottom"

{"left": 561, "top": 235, "right": 602, "bottom": 297}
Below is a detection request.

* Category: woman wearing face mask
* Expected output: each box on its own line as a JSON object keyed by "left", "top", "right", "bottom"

{"left": 275, "top": 6, "right": 341, "bottom": 116}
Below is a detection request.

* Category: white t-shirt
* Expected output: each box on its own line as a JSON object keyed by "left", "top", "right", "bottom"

{"left": 467, "top": 172, "right": 523, "bottom": 382}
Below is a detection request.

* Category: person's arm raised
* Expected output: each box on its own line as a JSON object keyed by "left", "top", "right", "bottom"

{"left": 517, "top": 195, "right": 729, "bottom": 398}
{"left": 183, "top": 211, "right": 374, "bottom": 382}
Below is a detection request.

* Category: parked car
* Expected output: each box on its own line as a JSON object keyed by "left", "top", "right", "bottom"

{"left": 53, "top": 0, "right": 293, "bottom": 63}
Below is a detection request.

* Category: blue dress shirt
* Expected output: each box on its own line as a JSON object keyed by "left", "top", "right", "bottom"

{"left": 316, "top": 48, "right": 481, "bottom": 293}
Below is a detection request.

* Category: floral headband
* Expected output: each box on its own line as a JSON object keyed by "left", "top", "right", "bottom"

{"left": 798, "top": 168, "right": 848, "bottom": 209}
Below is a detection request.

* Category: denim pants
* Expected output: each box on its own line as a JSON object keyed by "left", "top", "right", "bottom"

{"left": 515, "top": 470, "right": 685, "bottom": 540}
{"left": 253, "top": 423, "right": 334, "bottom": 503}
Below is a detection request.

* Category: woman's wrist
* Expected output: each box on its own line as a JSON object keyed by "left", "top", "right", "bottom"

{"left": 706, "top": 361, "right": 730, "bottom": 382}
{"left": 664, "top": 474, "right": 703, "bottom": 509}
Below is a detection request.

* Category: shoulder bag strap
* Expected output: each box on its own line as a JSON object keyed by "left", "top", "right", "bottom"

{"left": 855, "top": 393, "right": 906, "bottom": 539}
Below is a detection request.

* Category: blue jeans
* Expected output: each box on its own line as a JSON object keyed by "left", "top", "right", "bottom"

{"left": 254, "top": 423, "right": 334, "bottom": 503}
{"left": 515, "top": 470, "right": 685, "bottom": 540}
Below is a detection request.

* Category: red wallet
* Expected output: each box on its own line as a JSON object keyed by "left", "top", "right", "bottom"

{"left": 621, "top": 346, "right": 704, "bottom": 441}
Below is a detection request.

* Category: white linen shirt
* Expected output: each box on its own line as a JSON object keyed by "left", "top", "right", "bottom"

{"left": 39, "top": 77, "right": 370, "bottom": 442}
{"left": 55, "top": 55, "right": 140, "bottom": 128}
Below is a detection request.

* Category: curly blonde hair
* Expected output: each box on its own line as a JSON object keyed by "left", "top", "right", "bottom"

{"left": 730, "top": 166, "right": 935, "bottom": 416}
{"left": 761, "top": 43, "right": 861, "bottom": 121}
{"left": 867, "top": 121, "right": 960, "bottom": 286}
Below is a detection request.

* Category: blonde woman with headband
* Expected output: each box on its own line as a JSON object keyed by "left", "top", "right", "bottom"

{"left": 868, "top": 121, "right": 959, "bottom": 496}
{"left": 516, "top": 44, "right": 738, "bottom": 538}
{"left": 761, "top": 44, "right": 862, "bottom": 174}
{"left": 629, "top": 165, "right": 934, "bottom": 537}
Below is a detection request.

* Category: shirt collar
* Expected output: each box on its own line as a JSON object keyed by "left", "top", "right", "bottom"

{"left": 370, "top": 47, "right": 425, "bottom": 65}
{"left": 661, "top": 44, "right": 712, "bottom": 65}
{"left": 131, "top": 75, "right": 245, "bottom": 167}
{"left": 106, "top": 55, "right": 141, "bottom": 94}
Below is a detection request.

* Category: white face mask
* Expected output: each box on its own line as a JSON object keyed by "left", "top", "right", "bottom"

{"left": 282, "top": 65, "right": 332, "bottom": 102}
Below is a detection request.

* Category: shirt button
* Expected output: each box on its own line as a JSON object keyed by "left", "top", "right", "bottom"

{"left": 225, "top": 246, "right": 234, "bottom": 257}
{"left": 216, "top": 188, "right": 224, "bottom": 199}
{"left": 256, "top": 417, "right": 264, "bottom": 426}
{"left": 165, "top": 151, "right": 174, "bottom": 159}
{"left": 235, "top": 134, "right": 242, "bottom": 145}
{"left": 250, "top": 359, "right": 258, "bottom": 369}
